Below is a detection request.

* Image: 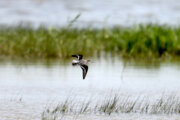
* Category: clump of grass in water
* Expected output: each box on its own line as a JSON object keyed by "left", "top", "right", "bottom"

{"left": 0, "top": 25, "right": 180, "bottom": 61}
{"left": 41, "top": 93, "right": 180, "bottom": 120}
{"left": 98, "top": 94, "right": 119, "bottom": 115}
{"left": 42, "top": 99, "right": 70, "bottom": 120}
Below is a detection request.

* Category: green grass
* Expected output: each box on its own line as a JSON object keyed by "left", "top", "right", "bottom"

{"left": 0, "top": 25, "right": 180, "bottom": 61}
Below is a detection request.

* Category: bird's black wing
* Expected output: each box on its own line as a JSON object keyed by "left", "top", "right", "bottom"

{"left": 72, "top": 54, "right": 83, "bottom": 60}
{"left": 80, "top": 64, "right": 88, "bottom": 79}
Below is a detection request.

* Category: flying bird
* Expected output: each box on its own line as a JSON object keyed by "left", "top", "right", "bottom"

{"left": 72, "top": 54, "right": 90, "bottom": 79}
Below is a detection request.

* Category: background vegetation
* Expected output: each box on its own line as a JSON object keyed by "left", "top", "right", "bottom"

{"left": 0, "top": 25, "right": 179, "bottom": 61}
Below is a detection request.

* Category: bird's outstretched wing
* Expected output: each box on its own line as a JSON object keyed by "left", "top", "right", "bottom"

{"left": 72, "top": 54, "right": 83, "bottom": 60}
{"left": 80, "top": 64, "right": 88, "bottom": 79}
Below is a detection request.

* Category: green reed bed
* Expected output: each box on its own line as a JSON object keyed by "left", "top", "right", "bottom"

{"left": 0, "top": 25, "right": 180, "bottom": 60}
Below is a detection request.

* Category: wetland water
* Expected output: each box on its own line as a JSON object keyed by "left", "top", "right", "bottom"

{"left": 0, "top": 58, "right": 180, "bottom": 120}
{"left": 0, "top": 0, "right": 180, "bottom": 27}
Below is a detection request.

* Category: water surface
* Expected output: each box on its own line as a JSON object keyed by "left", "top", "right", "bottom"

{"left": 0, "top": 0, "right": 180, "bottom": 27}
{"left": 0, "top": 58, "right": 180, "bottom": 119}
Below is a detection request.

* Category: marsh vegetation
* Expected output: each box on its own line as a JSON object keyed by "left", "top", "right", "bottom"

{"left": 41, "top": 93, "right": 180, "bottom": 120}
{"left": 0, "top": 25, "right": 179, "bottom": 61}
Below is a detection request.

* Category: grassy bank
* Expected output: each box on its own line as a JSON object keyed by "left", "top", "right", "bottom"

{"left": 0, "top": 25, "right": 180, "bottom": 61}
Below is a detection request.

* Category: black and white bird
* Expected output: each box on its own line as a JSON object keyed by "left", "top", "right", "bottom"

{"left": 72, "top": 54, "right": 90, "bottom": 79}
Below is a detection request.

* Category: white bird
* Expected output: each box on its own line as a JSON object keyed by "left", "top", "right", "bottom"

{"left": 72, "top": 54, "right": 90, "bottom": 79}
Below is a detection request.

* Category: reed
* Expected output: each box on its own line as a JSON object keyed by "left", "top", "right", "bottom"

{"left": 41, "top": 93, "right": 180, "bottom": 120}
{"left": 0, "top": 25, "right": 179, "bottom": 61}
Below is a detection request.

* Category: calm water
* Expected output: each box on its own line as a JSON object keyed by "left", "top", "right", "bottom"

{"left": 0, "top": 0, "right": 180, "bottom": 27}
{"left": 0, "top": 58, "right": 180, "bottom": 119}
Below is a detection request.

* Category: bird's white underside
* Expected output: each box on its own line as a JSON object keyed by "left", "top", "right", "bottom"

{"left": 72, "top": 60, "right": 79, "bottom": 64}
